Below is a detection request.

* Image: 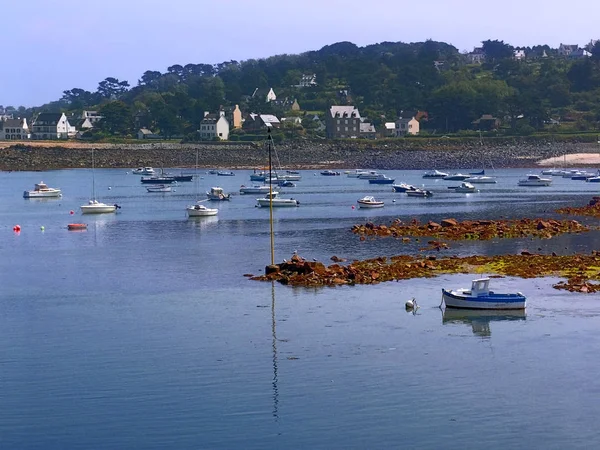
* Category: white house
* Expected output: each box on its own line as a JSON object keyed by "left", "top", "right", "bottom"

{"left": 252, "top": 87, "right": 277, "bottom": 103}
{"left": 200, "top": 111, "right": 230, "bottom": 140}
{"left": 82, "top": 110, "right": 103, "bottom": 124}
{"left": 514, "top": 49, "right": 526, "bottom": 60}
{"left": 295, "top": 74, "right": 317, "bottom": 88}
{"left": 31, "top": 112, "right": 70, "bottom": 140}
{"left": 0, "top": 118, "right": 30, "bottom": 140}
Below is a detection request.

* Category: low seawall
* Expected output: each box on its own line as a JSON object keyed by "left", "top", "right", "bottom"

{"left": 1, "top": 140, "right": 598, "bottom": 171}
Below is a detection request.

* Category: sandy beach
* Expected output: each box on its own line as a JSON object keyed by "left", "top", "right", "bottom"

{"left": 537, "top": 153, "right": 600, "bottom": 166}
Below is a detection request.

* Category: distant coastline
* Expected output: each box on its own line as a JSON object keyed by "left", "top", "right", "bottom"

{"left": 1, "top": 139, "right": 599, "bottom": 171}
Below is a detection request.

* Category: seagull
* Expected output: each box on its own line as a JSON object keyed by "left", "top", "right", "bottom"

{"left": 405, "top": 298, "right": 418, "bottom": 310}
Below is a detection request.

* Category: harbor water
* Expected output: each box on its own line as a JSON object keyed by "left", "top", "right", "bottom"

{"left": 1, "top": 168, "right": 600, "bottom": 449}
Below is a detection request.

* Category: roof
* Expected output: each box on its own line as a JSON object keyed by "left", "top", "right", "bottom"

{"left": 1, "top": 118, "right": 26, "bottom": 128}
{"left": 360, "top": 122, "right": 376, "bottom": 133}
{"left": 384, "top": 122, "right": 396, "bottom": 130}
{"left": 259, "top": 114, "right": 280, "bottom": 124}
{"left": 35, "top": 112, "right": 63, "bottom": 123}
{"left": 329, "top": 105, "right": 361, "bottom": 119}
{"left": 138, "top": 128, "right": 153, "bottom": 135}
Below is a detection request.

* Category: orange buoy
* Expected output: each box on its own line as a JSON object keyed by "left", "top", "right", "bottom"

{"left": 67, "top": 223, "right": 87, "bottom": 231}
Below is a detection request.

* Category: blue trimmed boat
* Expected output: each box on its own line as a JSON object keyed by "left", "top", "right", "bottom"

{"left": 442, "top": 278, "right": 526, "bottom": 310}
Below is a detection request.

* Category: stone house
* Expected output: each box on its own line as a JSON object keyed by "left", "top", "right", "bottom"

{"left": 0, "top": 118, "right": 30, "bottom": 140}
{"left": 359, "top": 122, "right": 377, "bottom": 139}
{"left": 472, "top": 114, "right": 500, "bottom": 131}
{"left": 466, "top": 47, "right": 486, "bottom": 64}
{"left": 137, "top": 128, "right": 160, "bottom": 139}
{"left": 325, "top": 105, "right": 361, "bottom": 139}
{"left": 558, "top": 44, "right": 578, "bottom": 57}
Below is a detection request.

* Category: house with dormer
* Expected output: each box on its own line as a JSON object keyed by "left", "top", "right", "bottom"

{"left": 558, "top": 44, "right": 579, "bottom": 57}
{"left": 466, "top": 47, "right": 486, "bottom": 64}
{"left": 294, "top": 73, "right": 317, "bottom": 88}
{"left": 326, "top": 105, "right": 361, "bottom": 139}
{"left": 0, "top": 118, "right": 30, "bottom": 140}
{"left": 31, "top": 112, "right": 70, "bottom": 139}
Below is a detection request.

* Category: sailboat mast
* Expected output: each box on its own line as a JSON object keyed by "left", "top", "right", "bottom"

{"left": 92, "top": 148, "right": 96, "bottom": 200}
{"left": 268, "top": 129, "right": 275, "bottom": 266}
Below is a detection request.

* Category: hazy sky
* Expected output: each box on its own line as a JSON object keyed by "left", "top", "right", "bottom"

{"left": 4, "top": 0, "right": 599, "bottom": 107}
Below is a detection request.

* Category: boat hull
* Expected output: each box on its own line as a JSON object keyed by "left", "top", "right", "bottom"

{"left": 23, "top": 190, "right": 62, "bottom": 198}
{"left": 392, "top": 184, "right": 416, "bottom": 192}
{"left": 186, "top": 208, "right": 218, "bottom": 217}
{"left": 357, "top": 202, "right": 384, "bottom": 208}
{"left": 240, "top": 186, "right": 271, "bottom": 194}
{"left": 466, "top": 177, "right": 497, "bottom": 184}
{"left": 442, "top": 289, "right": 526, "bottom": 310}
{"left": 80, "top": 204, "right": 117, "bottom": 214}
{"left": 256, "top": 199, "right": 299, "bottom": 207}
{"left": 141, "top": 177, "right": 177, "bottom": 184}
{"left": 368, "top": 179, "right": 395, "bottom": 184}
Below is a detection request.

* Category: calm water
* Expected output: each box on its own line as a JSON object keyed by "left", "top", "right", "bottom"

{"left": 1, "top": 168, "right": 600, "bottom": 449}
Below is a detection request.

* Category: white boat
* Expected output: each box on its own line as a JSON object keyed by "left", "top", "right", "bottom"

{"left": 132, "top": 167, "right": 155, "bottom": 175}
{"left": 422, "top": 169, "right": 448, "bottom": 179}
{"left": 23, "top": 181, "right": 62, "bottom": 198}
{"left": 541, "top": 168, "right": 564, "bottom": 176}
{"left": 392, "top": 183, "right": 417, "bottom": 192}
{"left": 357, "top": 171, "right": 382, "bottom": 180}
{"left": 81, "top": 199, "right": 118, "bottom": 214}
{"left": 443, "top": 173, "right": 471, "bottom": 181}
{"left": 347, "top": 169, "right": 370, "bottom": 178}
{"left": 146, "top": 184, "right": 171, "bottom": 193}
{"left": 81, "top": 149, "right": 119, "bottom": 214}
{"left": 518, "top": 174, "right": 552, "bottom": 186}
{"left": 465, "top": 175, "right": 497, "bottom": 184}
{"left": 451, "top": 182, "right": 477, "bottom": 193}
{"left": 256, "top": 191, "right": 299, "bottom": 207}
{"left": 406, "top": 189, "right": 433, "bottom": 197}
{"left": 239, "top": 184, "right": 271, "bottom": 195}
{"left": 586, "top": 176, "right": 600, "bottom": 183}
{"left": 278, "top": 173, "right": 301, "bottom": 181}
{"left": 357, "top": 196, "right": 384, "bottom": 208}
{"left": 186, "top": 202, "right": 218, "bottom": 217}
{"left": 441, "top": 278, "right": 526, "bottom": 310}
{"left": 206, "top": 186, "right": 231, "bottom": 201}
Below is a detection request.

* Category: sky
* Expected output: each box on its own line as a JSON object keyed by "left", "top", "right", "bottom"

{"left": 3, "top": 0, "right": 600, "bottom": 107}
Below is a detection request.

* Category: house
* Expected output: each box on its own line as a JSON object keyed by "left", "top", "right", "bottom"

{"left": 199, "top": 111, "right": 230, "bottom": 140}
{"left": 359, "top": 122, "right": 376, "bottom": 139}
{"left": 325, "top": 105, "right": 361, "bottom": 139}
{"left": 472, "top": 114, "right": 500, "bottom": 131}
{"left": 223, "top": 104, "right": 243, "bottom": 129}
{"left": 294, "top": 73, "right": 317, "bottom": 88}
{"left": 395, "top": 115, "right": 420, "bottom": 136}
{"left": 514, "top": 49, "right": 526, "bottom": 60}
{"left": 383, "top": 122, "right": 396, "bottom": 137}
{"left": 137, "top": 128, "right": 160, "bottom": 139}
{"left": 558, "top": 44, "right": 578, "bottom": 57}
{"left": 311, "top": 114, "right": 326, "bottom": 132}
{"left": 81, "top": 110, "right": 103, "bottom": 124}
{"left": 466, "top": 47, "right": 486, "bottom": 64}
{"left": 0, "top": 118, "right": 30, "bottom": 140}
{"left": 569, "top": 48, "right": 591, "bottom": 59}
{"left": 252, "top": 87, "right": 277, "bottom": 103}
{"left": 281, "top": 117, "right": 302, "bottom": 126}
{"left": 290, "top": 99, "right": 301, "bottom": 111}
{"left": 31, "top": 112, "right": 70, "bottom": 140}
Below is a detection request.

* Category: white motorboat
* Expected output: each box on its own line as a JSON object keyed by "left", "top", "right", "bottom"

{"left": 357, "top": 196, "right": 384, "bottom": 208}
{"left": 465, "top": 175, "right": 497, "bottom": 184}
{"left": 586, "top": 176, "right": 600, "bottom": 183}
{"left": 186, "top": 202, "right": 218, "bottom": 217}
{"left": 357, "top": 171, "right": 382, "bottom": 180}
{"left": 81, "top": 199, "right": 118, "bottom": 214}
{"left": 278, "top": 173, "right": 301, "bottom": 181}
{"left": 541, "top": 168, "right": 564, "bottom": 176}
{"left": 23, "top": 181, "right": 62, "bottom": 198}
{"left": 422, "top": 169, "right": 448, "bottom": 179}
{"left": 206, "top": 186, "right": 231, "bottom": 201}
{"left": 442, "top": 278, "right": 526, "bottom": 310}
{"left": 347, "top": 169, "right": 370, "bottom": 178}
{"left": 392, "top": 183, "right": 417, "bottom": 192}
{"left": 256, "top": 191, "right": 299, "bottom": 207}
{"left": 450, "top": 182, "right": 478, "bottom": 193}
{"left": 239, "top": 184, "right": 271, "bottom": 195}
{"left": 146, "top": 184, "right": 172, "bottom": 192}
{"left": 518, "top": 174, "right": 552, "bottom": 186}
{"left": 407, "top": 189, "right": 433, "bottom": 197}
{"left": 132, "top": 167, "right": 155, "bottom": 175}
{"left": 81, "top": 149, "right": 119, "bottom": 214}
{"left": 443, "top": 173, "right": 471, "bottom": 181}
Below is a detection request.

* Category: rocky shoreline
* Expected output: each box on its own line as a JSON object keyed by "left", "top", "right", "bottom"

{"left": 1, "top": 140, "right": 599, "bottom": 171}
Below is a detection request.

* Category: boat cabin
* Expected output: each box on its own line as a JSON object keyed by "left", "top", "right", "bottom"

{"left": 467, "top": 278, "right": 490, "bottom": 296}
{"left": 34, "top": 182, "right": 49, "bottom": 190}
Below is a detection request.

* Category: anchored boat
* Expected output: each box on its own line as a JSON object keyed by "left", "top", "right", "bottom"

{"left": 441, "top": 278, "right": 526, "bottom": 310}
{"left": 23, "top": 181, "right": 62, "bottom": 198}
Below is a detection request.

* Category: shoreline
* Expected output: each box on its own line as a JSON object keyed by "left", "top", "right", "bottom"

{"left": 2, "top": 141, "right": 600, "bottom": 171}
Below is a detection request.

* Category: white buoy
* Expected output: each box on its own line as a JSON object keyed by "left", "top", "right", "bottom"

{"left": 108, "top": 186, "right": 112, "bottom": 190}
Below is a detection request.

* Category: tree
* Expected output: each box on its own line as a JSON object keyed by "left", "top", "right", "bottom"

{"left": 591, "top": 41, "right": 600, "bottom": 61}
{"left": 61, "top": 88, "right": 98, "bottom": 110}
{"left": 481, "top": 40, "right": 514, "bottom": 62}
{"left": 97, "top": 77, "right": 130, "bottom": 99}
{"left": 98, "top": 101, "right": 133, "bottom": 135}
{"left": 138, "top": 71, "right": 162, "bottom": 87}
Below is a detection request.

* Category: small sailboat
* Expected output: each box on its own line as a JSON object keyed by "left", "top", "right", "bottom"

{"left": 188, "top": 151, "right": 218, "bottom": 217}
{"left": 146, "top": 184, "right": 172, "bottom": 193}
{"left": 81, "top": 149, "right": 119, "bottom": 214}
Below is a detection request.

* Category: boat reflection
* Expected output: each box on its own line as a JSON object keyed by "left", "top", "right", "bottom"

{"left": 442, "top": 308, "right": 526, "bottom": 338}
{"left": 187, "top": 215, "right": 219, "bottom": 229}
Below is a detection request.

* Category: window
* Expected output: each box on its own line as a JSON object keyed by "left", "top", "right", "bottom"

{"left": 345, "top": 119, "right": 348, "bottom": 125}
{"left": 345, "top": 127, "right": 348, "bottom": 131}
{"left": 337, "top": 127, "right": 340, "bottom": 132}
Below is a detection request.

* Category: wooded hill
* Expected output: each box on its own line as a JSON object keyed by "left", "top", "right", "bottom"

{"left": 11, "top": 39, "right": 600, "bottom": 139}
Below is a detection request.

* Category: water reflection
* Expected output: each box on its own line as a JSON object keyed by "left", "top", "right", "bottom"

{"left": 442, "top": 308, "right": 527, "bottom": 338}
{"left": 187, "top": 215, "right": 219, "bottom": 229}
